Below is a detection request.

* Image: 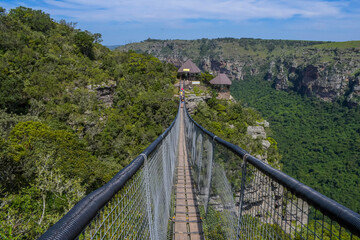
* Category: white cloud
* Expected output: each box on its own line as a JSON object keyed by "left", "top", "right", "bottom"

{"left": 37, "top": 0, "right": 346, "bottom": 23}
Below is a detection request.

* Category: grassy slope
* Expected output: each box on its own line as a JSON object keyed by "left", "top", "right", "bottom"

{"left": 313, "top": 41, "right": 360, "bottom": 49}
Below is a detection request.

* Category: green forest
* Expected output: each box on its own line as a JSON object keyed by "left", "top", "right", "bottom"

{"left": 0, "top": 6, "right": 177, "bottom": 239}
{"left": 231, "top": 76, "right": 360, "bottom": 213}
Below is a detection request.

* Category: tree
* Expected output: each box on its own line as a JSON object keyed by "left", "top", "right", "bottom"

{"left": 9, "top": 6, "right": 55, "bottom": 33}
{"left": 74, "top": 30, "right": 95, "bottom": 58}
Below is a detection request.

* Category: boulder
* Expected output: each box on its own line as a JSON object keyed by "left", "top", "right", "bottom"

{"left": 262, "top": 140, "right": 271, "bottom": 149}
{"left": 256, "top": 120, "right": 270, "bottom": 128}
{"left": 247, "top": 126, "right": 266, "bottom": 139}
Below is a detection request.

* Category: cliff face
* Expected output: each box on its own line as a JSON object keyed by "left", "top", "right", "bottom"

{"left": 118, "top": 39, "right": 360, "bottom": 107}
{"left": 269, "top": 47, "right": 360, "bottom": 106}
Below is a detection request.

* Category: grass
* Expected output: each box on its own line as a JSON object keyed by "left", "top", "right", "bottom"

{"left": 313, "top": 41, "right": 360, "bottom": 49}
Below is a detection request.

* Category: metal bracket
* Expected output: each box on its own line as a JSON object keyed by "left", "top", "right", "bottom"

{"left": 212, "top": 135, "right": 217, "bottom": 142}
{"left": 241, "top": 154, "right": 250, "bottom": 168}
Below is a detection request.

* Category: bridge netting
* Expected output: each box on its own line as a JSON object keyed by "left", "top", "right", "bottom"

{"left": 39, "top": 100, "right": 360, "bottom": 240}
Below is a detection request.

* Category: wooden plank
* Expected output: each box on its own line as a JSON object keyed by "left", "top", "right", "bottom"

{"left": 173, "top": 109, "right": 203, "bottom": 240}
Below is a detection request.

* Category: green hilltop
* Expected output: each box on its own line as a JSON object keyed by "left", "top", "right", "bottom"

{"left": 313, "top": 40, "right": 360, "bottom": 49}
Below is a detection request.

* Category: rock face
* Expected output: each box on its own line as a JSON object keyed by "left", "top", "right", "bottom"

{"left": 274, "top": 64, "right": 289, "bottom": 90}
{"left": 241, "top": 179, "right": 309, "bottom": 235}
{"left": 87, "top": 81, "right": 116, "bottom": 107}
{"left": 293, "top": 64, "right": 347, "bottom": 102}
{"left": 347, "top": 78, "right": 360, "bottom": 107}
{"left": 185, "top": 93, "right": 211, "bottom": 113}
{"left": 256, "top": 120, "right": 269, "bottom": 128}
{"left": 247, "top": 124, "right": 271, "bottom": 158}
{"left": 247, "top": 126, "right": 266, "bottom": 139}
{"left": 119, "top": 39, "right": 360, "bottom": 107}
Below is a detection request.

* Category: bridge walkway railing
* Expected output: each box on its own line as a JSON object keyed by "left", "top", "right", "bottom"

{"left": 183, "top": 99, "right": 360, "bottom": 240}
{"left": 39, "top": 98, "right": 360, "bottom": 240}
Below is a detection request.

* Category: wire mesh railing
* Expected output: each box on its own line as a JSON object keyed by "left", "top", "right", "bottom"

{"left": 39, "top": 105, "right": 180, "bottom": 240}
{"left": 183, "top": 102, "right": 360, "bottom": 240}
{"left": 39, "top": 96, "right": 360, "bottom": 240}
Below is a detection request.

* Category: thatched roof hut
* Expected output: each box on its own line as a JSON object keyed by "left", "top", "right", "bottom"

{"left": 178, "top": 59, "right": 201, "bottom": 74}
{"left": 210, "top": 73, "right": 232, "bottom": 85}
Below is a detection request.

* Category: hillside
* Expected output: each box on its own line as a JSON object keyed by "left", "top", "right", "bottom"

{"left": 0, "top": 6, "right": 177, "bottom": 239}
{"left": 118, "top": 38, "right": 360, "bottom": 107}
{"left": 118, "top": 38, "right": 360, "bottom": 213}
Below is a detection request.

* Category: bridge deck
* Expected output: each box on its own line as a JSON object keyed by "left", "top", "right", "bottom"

{"left": 173, "top": 107, "right": 204, "bottom": 240}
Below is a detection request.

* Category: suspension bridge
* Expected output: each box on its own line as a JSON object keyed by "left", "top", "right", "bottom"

{"left": 39, "top": 94, "right": 360, "bottom": 240}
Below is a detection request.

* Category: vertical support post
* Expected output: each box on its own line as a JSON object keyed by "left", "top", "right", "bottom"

{"left": 142, "top": 153, "right": 155, "bottom": 240}
{"left": 205, "top": 137, "right": 215, "bottom": 217}
{"left": 236, "top": 154, "right": 249, "bottom": 240}
{"left": 162, "top": 138, "right": 170, "bottom": 215}
{"left": 196, "top": 134, "right": 203, "bottom": 191}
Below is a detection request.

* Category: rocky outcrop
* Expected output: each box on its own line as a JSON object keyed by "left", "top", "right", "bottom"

{"left": 247, "top": 123, "right": 271, "bottom": 151}
{"left": 185, "top": 93, "right": 211, "bottom": 114}
{"left": 241, "top": 179, "right": 309, "bottom": 235}
{"left": 87, "top": 81, "right": 116, "bottom": 107}
{"left": 256, "top": 120, "right": 270, "bottom": 128}
{"left": 247, "top": 126, "right": 266, "bottom": 139}
{"left": 293, "top": 64, "right": 347, "bottom": 101}
{"left": 274, "top": 64, "right": 289, "bottom": 90}
{"left": 265, "top": 61, "right": 276, "bottom": 81}
{"left": 202, "top": 56, "right": 246, "bottom": 80}
{"left": 347, "top": 77, "right": 360, "bottom": 107}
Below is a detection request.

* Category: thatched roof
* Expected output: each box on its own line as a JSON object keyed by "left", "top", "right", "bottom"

{"left": 210, "top": 73, "right": 232, "bottom": 85}
{"left": 178, "top": 59, "right": 201, "bottom": 73}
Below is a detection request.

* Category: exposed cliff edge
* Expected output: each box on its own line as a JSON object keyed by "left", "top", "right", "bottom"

{"left": 118, "top": 39, "right": 360, "bottom": 107}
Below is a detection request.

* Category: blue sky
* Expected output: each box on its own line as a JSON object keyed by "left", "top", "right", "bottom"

{"left": 1, "top": 0, "right": 360, "bottom": 45}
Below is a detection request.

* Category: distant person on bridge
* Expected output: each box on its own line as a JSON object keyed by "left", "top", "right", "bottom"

{"left": 180, "top": 88, "right": 184, "bottom": 108}
{"left": 180, "top": 88, "right": 184, "bottom": 102}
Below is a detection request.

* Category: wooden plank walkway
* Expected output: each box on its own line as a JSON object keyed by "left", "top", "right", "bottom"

{"left": 173, "top": 106, "right": 204, "bottom": 240}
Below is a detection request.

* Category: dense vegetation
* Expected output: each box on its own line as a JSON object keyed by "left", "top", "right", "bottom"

{"left": 0, "top": 6, "right": 177, "bottom": 239}
{"left": 191, "top": 96, "right": 281, "bottom": 169}
{"left": 231, "top": 77, "right": 360, "bottom": 213}
{"left": 119, "top": 37, "right": 329, "bottom": 68}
